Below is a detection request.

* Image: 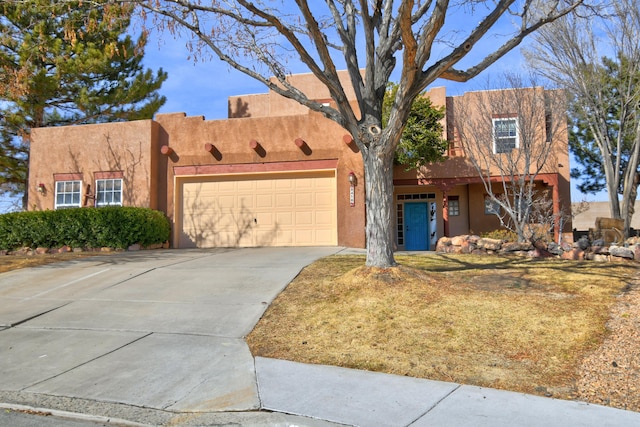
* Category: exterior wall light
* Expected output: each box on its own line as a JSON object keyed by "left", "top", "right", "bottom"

{"left": 348, "top": 171, "right": 357, "bottom": 186}
{"left": 37, "top": 183, "right": 46, "bottom": 193}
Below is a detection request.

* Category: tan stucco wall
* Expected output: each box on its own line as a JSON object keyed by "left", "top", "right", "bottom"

{"left": 229, "top": 70, "right": 362, "bottom": 119}
{"left": 154, "top": 110, "right": 366, "bottom": 248}
{"left": 29, "top": 120, "right": 159, "bottom": 211}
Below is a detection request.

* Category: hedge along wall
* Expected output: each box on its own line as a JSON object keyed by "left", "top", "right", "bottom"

{"left": 0, "top": 207, "right": 171, "bottom": 251}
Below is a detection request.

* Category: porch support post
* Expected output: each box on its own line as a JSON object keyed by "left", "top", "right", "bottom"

{"left": 552, "top": 179, "right": 560, "bottom": 242}
{"left": 443, "top": 191, "right": 450, "bottom": 237}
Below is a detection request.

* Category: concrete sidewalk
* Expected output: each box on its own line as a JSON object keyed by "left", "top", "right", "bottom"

{"left": 1, "top": 247, "right": 639, "bottom": 426}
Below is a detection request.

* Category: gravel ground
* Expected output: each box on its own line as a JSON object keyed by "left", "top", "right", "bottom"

{"left": 572, "top": 277, "right": 640, "bottom": 412}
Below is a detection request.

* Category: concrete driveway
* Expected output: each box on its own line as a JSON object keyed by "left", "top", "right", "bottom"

{"left": 0, "top": 247, "right": 339, "bottom": 417}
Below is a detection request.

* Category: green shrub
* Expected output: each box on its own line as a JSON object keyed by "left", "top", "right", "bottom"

{"left": 0, "top": 207, "right": 171, "bottom": 251}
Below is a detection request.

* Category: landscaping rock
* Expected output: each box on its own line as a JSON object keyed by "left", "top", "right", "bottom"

{"left": 561, "top": 248, "right": 584, "bottom": 260}
{"left": 450, "top": 235, "right": 468, "bottom": 246}
{"left": 546, "top": 242, "right": 563, "bottom": 256}
{"left": 460, "top": 239, "right": 476, "bottom": 254}
{"left": 577, "top": 236, "right": 590, "bottom": 250}
{"left": 435, "top": 237, "right": 452, "bottom": 252}
{"left": 501, "top": 241, "right": 533, "bottom": 252}
{"left": 477, "top": 237, "right": 502, "bottom": 251}
{"left": 592, "top": 245, "right": 610, "bottom": 255}
{"left": 436, "top": 233, "right": 639, "bottom": 264}
{"left": 609, "top": 246, "right": 635, "bottom": 260}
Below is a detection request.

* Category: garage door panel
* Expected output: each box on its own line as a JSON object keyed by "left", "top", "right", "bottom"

{"left": 294, "top": 230, "right": 313, "bottom": 245}
{"left": 216, "top": 194, "right": 235, "bottom": 209}
{"left": 295, "top": 211, "right": 313, "bottom": 226}
{"left": 314, "top": 230, "right": 335, "bottom": 245}
{"left": 294, "top": 178, "right": 313, "bottom": 189}
{"left": 237, "top": 180, "right": 255, "bottom": 190}
{"left": 180, "top": 171, "right": 336, "bottom": 248}
{"left": 295, "top": 193, "right": 313, "bottom": 207}
{"left": 275, "top": 179, "right": 294, "bottom": 190}
{"left": 315, "top": 210, "right": 334, "bottom": 225}
{"left": 217, "top": 181, "right": 236, "bottom": 191}
{"left": 276, "top": 212, "right": 293, "bottom": 226}
{"left": 256, "top": 194, "right": 274, "bottom": 208}
{"left": 256, "top": 212, "right": 273, "bottom": 227}
{"left": 237, "top": 195, "right": 254, "bottom": 209}
{"left": 276, "top": 193, "right": 293, "bottom": 208}
{"left": 315, "top": 192, "right": 333, "bottom": 206}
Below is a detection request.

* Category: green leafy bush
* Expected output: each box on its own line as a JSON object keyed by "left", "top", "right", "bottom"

{"left": 0, "top": 207, "right": 171, "bottom": 250}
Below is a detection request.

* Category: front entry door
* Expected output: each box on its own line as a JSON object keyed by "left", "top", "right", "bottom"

{"left": 404, "top": 202, "right": 429, "bottom": 250}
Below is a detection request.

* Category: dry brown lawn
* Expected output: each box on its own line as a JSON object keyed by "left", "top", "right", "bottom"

{"left": 247, "top": 253, "right": 638, "bottom": 399}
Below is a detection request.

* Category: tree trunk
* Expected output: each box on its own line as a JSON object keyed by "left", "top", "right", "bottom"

{"left": 603, "top": 161, "right": 621, "bottom": 220}
{"left": 363, "top": 148, "right": 397, "bottom": 268}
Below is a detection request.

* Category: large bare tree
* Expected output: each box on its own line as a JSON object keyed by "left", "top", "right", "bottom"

{"left": 109, "top": 0, "right": 583, "bottom": 267}
{"left": 526, "top": 0, "right": 640, "bottom": 237}
{"left": 452, "top": 74, "right": 568, "bottom": 243}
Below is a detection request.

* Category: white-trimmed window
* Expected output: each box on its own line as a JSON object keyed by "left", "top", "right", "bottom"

{"left": 493, "top": 117, "right": 518, "bottom": 153}
{"left": 96, "top": 178, "right": 123, "bottom": 207}
{"left": 55, "top": 180, "right": 82, "bottom": 209}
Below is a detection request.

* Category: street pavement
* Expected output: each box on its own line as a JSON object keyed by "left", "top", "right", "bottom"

{"left": 1, "top": 247, "right": 639, "bottom": 426}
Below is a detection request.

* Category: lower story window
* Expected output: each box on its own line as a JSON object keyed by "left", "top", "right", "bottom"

{"left": 396, "top": 203, "right": 404, "bottom": 245}
{"left": 96, "top": 178, "right": 123, "bottom": 206}
{"left": 55, "top": 180, "right": 82, "bottom": 209}
{"left": 448, "top": 196, "right": 460, "bottom": 216}
{"left": 485, "top": 195, "right": 500, "bottom": 215}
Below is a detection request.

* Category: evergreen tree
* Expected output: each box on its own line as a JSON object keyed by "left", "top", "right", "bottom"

{"left": 569, "top": 57, "right": 640, "bottom": 197}
{"left": 382, "top": 83, "right": 447, "bottom": 171}
{"left": 0, "top": 0, "right": 167, "bottom": 208}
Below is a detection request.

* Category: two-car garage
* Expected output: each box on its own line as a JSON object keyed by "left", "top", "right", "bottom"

{"left": 175, "top": 169, "right": 337, "bottom": 248}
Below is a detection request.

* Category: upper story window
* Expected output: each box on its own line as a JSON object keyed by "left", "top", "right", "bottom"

{"left": 493, "top": 117, "right": 518, "bottom": 154}
{"left": 96, "top": 178, "right": 123, "bottom": 207}
{"left": 55, "top": 180, "right": 82, "bottom": 209}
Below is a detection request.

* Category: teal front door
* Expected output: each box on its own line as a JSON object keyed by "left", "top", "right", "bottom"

{"left": 404, "top": 202, "right": 429, "bottom": 250}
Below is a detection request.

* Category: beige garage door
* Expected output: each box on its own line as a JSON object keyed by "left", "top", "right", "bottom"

{"left": 178, "top": 171, "right": 337, "bottom": 248}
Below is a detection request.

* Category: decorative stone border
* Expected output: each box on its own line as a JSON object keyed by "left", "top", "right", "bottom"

{"left": 436, "top": 235, "right": 640, "bottom": 262}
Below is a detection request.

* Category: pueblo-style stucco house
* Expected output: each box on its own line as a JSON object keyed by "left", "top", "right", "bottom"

{"left": 28, "top": 72, "right": 572, "bottom": 250}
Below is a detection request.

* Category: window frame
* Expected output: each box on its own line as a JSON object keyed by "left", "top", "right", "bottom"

{"left": 484, "top": 195, "right": 501, "bottom": 215}
{"left": 492, "top": 116, "right": 519, "bottom": 154}
{"left": 95, "top": 178, "right": 123, "bottom": 207}
{"left": 448, "top": 196, "right": 460, "bottom": 216}
{"left": 54, "top": 180, "right": 82, "bottom": 209}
